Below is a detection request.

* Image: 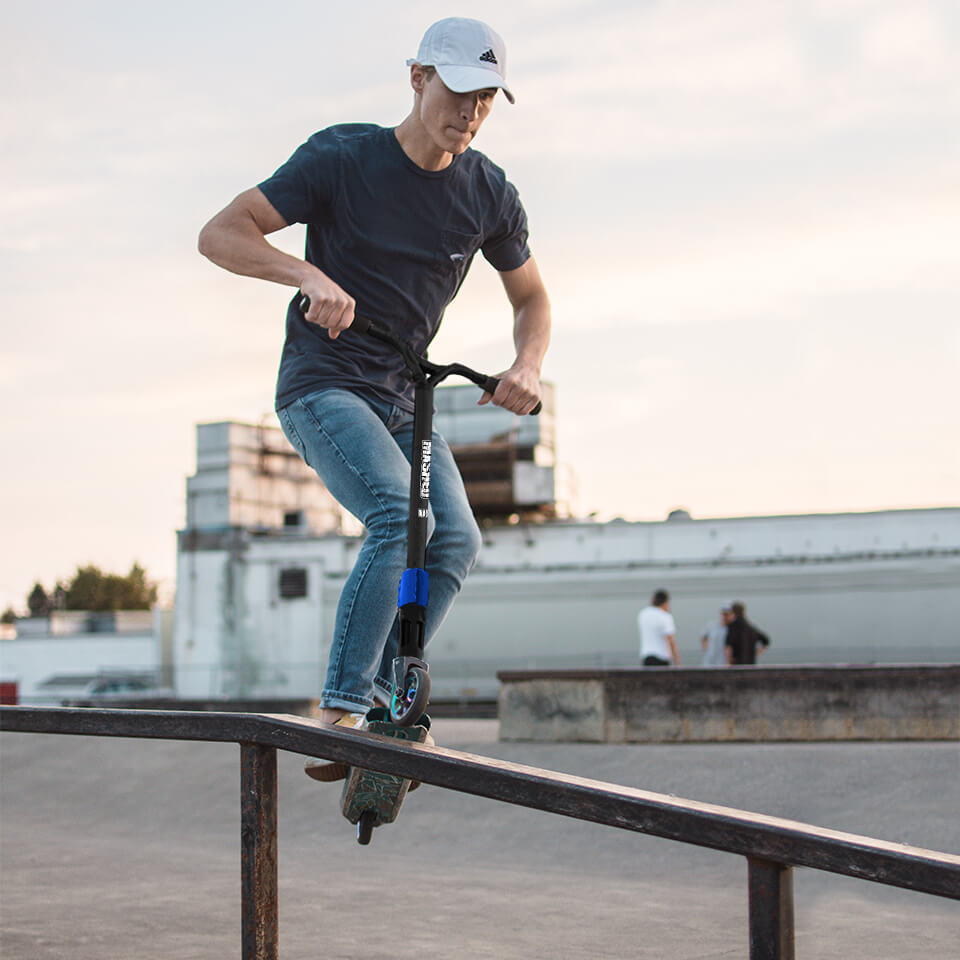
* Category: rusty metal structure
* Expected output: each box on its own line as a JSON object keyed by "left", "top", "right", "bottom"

{"left": 435, "top": 381, "right": 558, "bottom": 521}
{"left": 2, "top": 705, "right": 958, "bottom": 960}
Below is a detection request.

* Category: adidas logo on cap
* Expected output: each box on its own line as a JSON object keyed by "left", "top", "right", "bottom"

{"left": 479, "top": 48, "right": 498, "bottom": 64}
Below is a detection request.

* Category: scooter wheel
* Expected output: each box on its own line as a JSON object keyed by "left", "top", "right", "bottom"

{"left": 390, "top": 666, "right": 431, "bottom": 726}
{"left": 357, "top": 810, "right": 376, "bottom": 845}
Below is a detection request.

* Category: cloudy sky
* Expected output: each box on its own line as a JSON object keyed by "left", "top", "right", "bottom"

{"left": 2, "top": 0, "right": 958, "bottom": 611}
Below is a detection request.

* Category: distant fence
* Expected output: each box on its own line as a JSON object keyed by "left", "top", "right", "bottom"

{"left": 1, "top": 706, "right": 958, "bottom": 960}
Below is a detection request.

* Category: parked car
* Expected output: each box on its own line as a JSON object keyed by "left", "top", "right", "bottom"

{"left": 63, "top": 674, "right": 173, "bottom": 705}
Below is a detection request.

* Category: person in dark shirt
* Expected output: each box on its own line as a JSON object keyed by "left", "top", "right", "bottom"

{"left": 725, "top": 602, "right": 771, "bottom": 665}
{"left": 198, "top": 18, "right": 551, "bottom": 770}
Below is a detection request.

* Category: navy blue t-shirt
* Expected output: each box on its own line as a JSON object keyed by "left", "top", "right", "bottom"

{"left": 258, "top": 124, "right": 531, "bottom": 411}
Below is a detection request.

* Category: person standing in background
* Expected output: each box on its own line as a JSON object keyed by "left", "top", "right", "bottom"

{"left": 701, "top": 602, "right": 734, "bottom": 666}
{"left": 638, "top": 589, "right": 680, "bottom": 666}
{"left": 725, "top": 601, "right": 771, "bottom": 665}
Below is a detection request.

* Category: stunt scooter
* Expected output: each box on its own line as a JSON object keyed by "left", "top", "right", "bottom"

{"left": 300, "top": 299, "right": 540, "bottom": 842}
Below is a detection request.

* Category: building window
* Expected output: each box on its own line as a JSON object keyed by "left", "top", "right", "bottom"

{"left": 284, "top": 510, "right": 304, "bottom": 528}
{"left": 279, "top": 567, "right": 308, "bottom": 599}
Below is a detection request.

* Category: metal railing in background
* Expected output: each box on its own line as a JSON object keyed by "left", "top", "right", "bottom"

{"left": 1, "top": 706, "right": 958, "bottom": 960}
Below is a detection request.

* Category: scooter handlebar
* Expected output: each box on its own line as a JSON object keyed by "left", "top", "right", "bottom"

{"left": 299, "top": 295, "right": 371, "bottom": 333}
{"left": 478, "top": 376, "right": 542, "bottom": 416}
{"left": 348, "top": 314, "right": 370, "bottom": 335}
{"left": 297, "top": 295, "right": 541, "bottom": 415}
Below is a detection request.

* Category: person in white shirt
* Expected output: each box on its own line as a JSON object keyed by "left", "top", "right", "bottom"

{"left": 638, "top": 589, "right": 680, "bottom": 666}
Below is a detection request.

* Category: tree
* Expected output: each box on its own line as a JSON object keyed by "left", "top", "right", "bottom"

{"left": 64, "top": 563, "right": 158, "bottom": 611}
{"left": 27, "top": 582, "right": 51, "bottom": 617}
{"left": 23, "top": 564, "right": 158, "bottom": 614}
{"left": 64, "top": 566, "right": 106, "bottom": 611}
{"left": 116, "top": 563, "right": 156, "bottom": 610}
{"left": 1, "top": 607, "right": 16, "bottom": 624}
{"left": 52, "top": 583, "right": 67, "bottom": 610}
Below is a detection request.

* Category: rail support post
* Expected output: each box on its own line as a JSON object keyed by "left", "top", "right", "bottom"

{"left": 240, "top": 743, "right": 278, "bottom": 960}
{"left": 748, "top": 857, "right": 795, "bottom": 960}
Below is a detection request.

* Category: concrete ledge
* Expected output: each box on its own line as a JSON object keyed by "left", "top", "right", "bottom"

{"left": 497, "top": 665, "right": 960, "bottom": 743}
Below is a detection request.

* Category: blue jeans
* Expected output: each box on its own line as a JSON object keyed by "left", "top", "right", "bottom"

{"left": 277, "top": 388, "right": 482, "bottom": 712}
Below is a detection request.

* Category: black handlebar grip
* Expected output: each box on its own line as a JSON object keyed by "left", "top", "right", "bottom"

{"left": 483, "top": 377, "right": 542, "bottom": 416}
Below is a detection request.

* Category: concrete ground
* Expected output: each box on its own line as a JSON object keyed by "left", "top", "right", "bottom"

{"left": 1, "top": 719, "right": 958, "bottom": 959}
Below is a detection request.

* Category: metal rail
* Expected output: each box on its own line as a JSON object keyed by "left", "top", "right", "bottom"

{"left": 2, "top": 706, "right": 958, "bottom": 960}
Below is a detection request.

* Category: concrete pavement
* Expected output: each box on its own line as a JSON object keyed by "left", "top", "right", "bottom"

{"left": 1, "top": 719, "right": 958, "bottom": 959}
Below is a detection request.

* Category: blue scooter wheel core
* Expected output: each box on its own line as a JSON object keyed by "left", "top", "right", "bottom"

{"left": 390, "top": 665, "right": 431, "bottom": 725}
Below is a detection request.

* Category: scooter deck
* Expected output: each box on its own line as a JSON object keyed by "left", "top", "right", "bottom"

{"left": 340, "top": 716, "right": 430, "bottom": 830}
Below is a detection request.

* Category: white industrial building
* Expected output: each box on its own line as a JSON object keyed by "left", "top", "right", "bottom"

{"left": 0, "top": 610, "right": 170, "bottom": 705}
{"left": 172, "top": 399, "right": 960, "bottom": 703}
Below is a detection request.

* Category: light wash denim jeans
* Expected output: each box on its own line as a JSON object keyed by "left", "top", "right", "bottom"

{"left": 277, "top": 388, "right": 482, "bottom": 713}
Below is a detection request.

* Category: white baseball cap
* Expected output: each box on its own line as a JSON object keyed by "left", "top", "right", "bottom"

{"left": 407, "top": 17, "right": 515, "bottom": 104}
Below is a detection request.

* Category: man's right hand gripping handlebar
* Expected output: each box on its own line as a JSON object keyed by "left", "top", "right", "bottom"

{"left": 298, "top": 293, "right": 541, "bottom": 416}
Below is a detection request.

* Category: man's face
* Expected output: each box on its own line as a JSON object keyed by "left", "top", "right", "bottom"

{"left": 721, "top": 610, "right": 734, "bottom": 625}
{"left": 417, "top": 70, "right": 497, "bottom": 154}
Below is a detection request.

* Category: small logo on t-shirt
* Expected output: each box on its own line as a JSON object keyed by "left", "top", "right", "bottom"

{"left": 479, "top": 48, "right": 498, "bottom": 64}
{"left": 449, "top": 253, "right": 465, "bottom": 262}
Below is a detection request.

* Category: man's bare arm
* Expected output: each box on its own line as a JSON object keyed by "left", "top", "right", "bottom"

{"left": 482, "top": 256, "right": 551, "bottom": 414}
{"left": 197, "top": 187, "right": 356, "bottom": 338}
{"left": 667, "top": 634, "right": 680, "bottom": 666}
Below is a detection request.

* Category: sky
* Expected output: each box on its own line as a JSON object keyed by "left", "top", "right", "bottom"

{"left": 2, "top": 0, "right": 958, "bottom": 612}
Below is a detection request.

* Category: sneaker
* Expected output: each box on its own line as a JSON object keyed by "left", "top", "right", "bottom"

{"left": 303, "top": 711, "right": 436, "bottom": 788}
{"left": 303, "top": 712, "right": 367, "bottom": 782}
